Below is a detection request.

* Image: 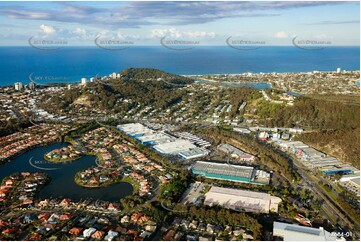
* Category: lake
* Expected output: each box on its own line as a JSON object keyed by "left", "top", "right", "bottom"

{"left": 0, "top": 143, "right": 133, "bottom": 202}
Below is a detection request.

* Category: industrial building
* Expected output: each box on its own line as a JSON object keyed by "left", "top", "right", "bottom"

{"left": 276, "top": 140, "right": 359, "bottom": 175}
{"left": 117, "top": 123, "right": 154, "bottom": 138}
{"left": 339, "top": 173, "right": 360, "bottom": 196}
{"left": 217, "top": 144, "right": 255, "bottom": 162}
{"left": 153, "top": 139, "right": 197, "bottom": 154}
{"left": 118, "top": 123, "right": 210, "bottom": 159}
{"left": 273, "top": 222, "right": 341, "bottom": 241}
{"left": 173, "top": 131, "right": 211, "bottom": 147}
{"left": 320, "top": 164, "right": 358, "bottom": 176}
{"left": 233, "top": 127, "right": 251, "bottom": 134}
{"left": 136, "top": 132, "right": 174, "bottom": 145}
{"left": 178, "top": 147, "right": 210, "bottom": 159}
{"left": 204, "top": 186, "right": 281, "bottom": 213}
{"left": 191, "top": 161, "right": 269, "bottom": 184}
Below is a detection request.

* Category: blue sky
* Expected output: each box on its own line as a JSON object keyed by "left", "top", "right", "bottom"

{"left": 0, "top": 1, "right": 359, "bottom": 46}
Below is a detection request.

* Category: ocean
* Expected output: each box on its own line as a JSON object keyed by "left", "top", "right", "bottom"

{"left": 0, "top": 46, "right": 359, "bottom": 86}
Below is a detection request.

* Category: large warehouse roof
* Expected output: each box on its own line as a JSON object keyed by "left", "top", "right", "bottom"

{"left": 153, "top": 139, "right": 197, "bottom": 154}
{"left": 273, "top": 222, "right": 339, "bottom": 241}
{"left": 117, "top": 123, "right": 153, "bottom": 136}
{"left": 204, "top": 186, "right": 281, "bottom": 213}
{"left": 209, "top": 186, "right": 270, "bottom": 200}
{"left": 218, "top": 143, "right": 254, "bottom": 158}
{"left": 192, "top": 161, "right": 254, "bottom": 180}
{"left": 136, "top": 132, "right": 174, "bottom": 144}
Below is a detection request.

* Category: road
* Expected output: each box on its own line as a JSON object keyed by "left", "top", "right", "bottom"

{"left": 277, "top": 148, "right": 359, "bottom": 238}
{"left": 294, "top": 161, "right": 357, "bottom": 228}
{"left": 254, "top": 139, "right": 359, "bottom": 238}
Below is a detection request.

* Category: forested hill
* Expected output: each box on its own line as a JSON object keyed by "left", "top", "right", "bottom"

{"left": 117, "top": 68, "right": 193, "bottom": 85}
{"left": 39, "top": 68, "right": 195, "bottom": 113}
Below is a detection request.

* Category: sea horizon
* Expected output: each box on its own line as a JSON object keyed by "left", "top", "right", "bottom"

{"left": 0, "top": 46, "right": 359, "bottom": 87}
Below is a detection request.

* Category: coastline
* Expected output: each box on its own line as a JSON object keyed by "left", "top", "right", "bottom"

{"left": 1, "top": 69, "right": 358, "bottom": 89}
{"left": 183, "top": 69, "right": 360, "bottom": 77}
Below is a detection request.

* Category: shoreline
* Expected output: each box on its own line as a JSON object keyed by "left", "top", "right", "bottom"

{"left": 74, "top": 174, "right": 137, "bottom": 193}
{"left": 0, "top": 69, "right": 359, "bottom": 88}
{"left": 183, "top": 69, "right": 360, "bottom": 76}
{"left": 43, "top": 154, "right": 82, "bottom": 163}
{"left": 0, "top": 140, "right": 58, "bottom": 165}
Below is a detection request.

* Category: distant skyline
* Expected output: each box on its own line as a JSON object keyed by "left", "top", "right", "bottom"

{"left": 0, "top": 1, "right": 359, "bottom": 46}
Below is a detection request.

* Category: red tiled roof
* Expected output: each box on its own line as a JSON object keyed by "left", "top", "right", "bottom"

{"left": 69, "top": 227, "right": 83, "bottom": 236}
{"left": 91, "top": 230, "right": 105, "bottom": 239}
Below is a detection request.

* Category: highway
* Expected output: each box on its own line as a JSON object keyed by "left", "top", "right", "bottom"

{"left": 293, "top": 160, "right": 357, "bottom": 228}
{"left": 274, "top": 147, "right": 359, "bottom": 238}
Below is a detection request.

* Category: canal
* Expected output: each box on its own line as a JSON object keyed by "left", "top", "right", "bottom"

{"left": 0, "top": 143, "right": 133, "bottom": 202}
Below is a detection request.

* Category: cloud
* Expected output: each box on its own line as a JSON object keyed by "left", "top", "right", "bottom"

{"left": 73, "top": 27, "right": 86, "bottom": 35}
{"left": 274, "top": 31, "right": 289, "bottom": 38}
{"left": 150, "top": 28, "right": 216, "bottom": 39}
{"left": 315, "top": 34, "right": 328, "bottom": 39}
{"left": 304, "top": 20, "right": 359, "bottom": 25}
{"left": 95, "top": 31, "right": 140, "bottom": 40}
{"left": 29, "top": 25, "right": 97, "bottom": 41}
{"left": 183, "top": 31, "right": 216, "bottom": 38}
{"left": 40, "top": 24, "right": 55, "bottom": 34}
{"left": 150, "top": 28, "right": 181, "bottom": 38}
{"left": 0, "top": 1, "right": 354, "bottom": 29}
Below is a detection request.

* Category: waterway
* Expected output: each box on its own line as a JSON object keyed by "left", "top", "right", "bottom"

{"left": 286, "top": 90, "right": 302, "bottom": 97}
{"left": 195, "top": 78, "right": 272, "bottom": 89}
{"left": 0, "top": 143, "right": 133, "bottom": 202}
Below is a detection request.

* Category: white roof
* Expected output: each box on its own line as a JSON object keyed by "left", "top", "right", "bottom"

{"left": 153, "top": 139, "right": 196, "bottom": 154}
{"left": 204, "top": 186, "right": 281, "bottom": 213}
{"left": 218, "top": 143, "right": 254, "bottom": 157}
{"left": 273, "top": 222, "right": 340, "bottom": 241}
{"left": 137, "top": 132, "right": 174, "bottom": 144}
{"left": 209, "top": 186, "right": 270, "bottom": 200}
{"left": 83, "top": 228, "right": 97, "bottom": 237}
{"left": 117, "top": 123, "right": 153, "bottom": 135}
